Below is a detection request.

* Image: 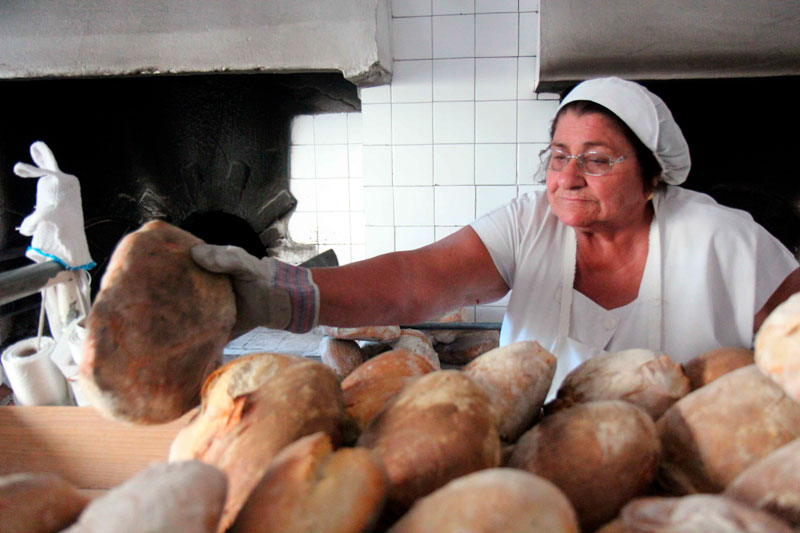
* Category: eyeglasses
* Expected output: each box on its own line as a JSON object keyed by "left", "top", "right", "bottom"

{"left": 538, "top": 147, "right": 629, "bottom": 177}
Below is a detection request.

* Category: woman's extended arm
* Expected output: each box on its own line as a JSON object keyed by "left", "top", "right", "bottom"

{"left": 311, "top": 226, "right": 510, "bottom": 327}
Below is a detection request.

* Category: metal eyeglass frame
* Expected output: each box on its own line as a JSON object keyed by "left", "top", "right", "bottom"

{"left": 538, "top": 147, "right": 629, "bottom": 177}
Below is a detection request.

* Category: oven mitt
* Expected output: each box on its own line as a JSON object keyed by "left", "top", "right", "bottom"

{"left": 191, "top": 244, "right": 319, "bottom": 335}
{"left": 14, "top": 141, "right": 95, "bottom": 270}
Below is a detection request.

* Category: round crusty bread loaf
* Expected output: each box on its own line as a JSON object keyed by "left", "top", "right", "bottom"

{"left": 755, "top": 292, "right": 800, "bottom": 404}
{"left": 508, "top": 400, "right": 661, "bottom": 532}
{"left": 547, "top": 349, "right": 690, "bottom": 420}
{"left": 341, "top": 349, "right": 435, "bottom": 435}
{"left": 357, "top": 370, "right": 501, "bottom": 516}
{"left": 682, "top": 346, "right": 754, "bottom": 390}
{"left": 391, "top": 329, "right": 440, "bottom": 369}
{"left": 462, "top": 340, "right": 556, "bottom": 443}
{"left": 0, "top": 472, "right": 89, "bottom": 533}
{"left": 319, "top": 337, "right": 364, "bottom": 379}
{"left": 63, "top": 461, "right": 228, "bottom": 533}
{"left": 657, "top": 365, "right": 800, "bottom": 495}
{"left": 596, "top": 494, "right": 795, "bottom": 533}
{"left": 80, "top": 220, "right": 236, "bottom": 424}
{"left": 169, "top": 352, "right": 345, "bottom": 532}
{"left": 387, "top": 468, "right": 579, "bottom": 533}
{"left": 318, "top": 325, "right": 401, "bottom": 343}
{"left": 724, "top": 437, "right": 800, "bottom": 526}
{"left": 435, "top": 330, "right": 500, "bottom": 365}
{"left": 230, "top": 432, "right": 388, "bottom": 533}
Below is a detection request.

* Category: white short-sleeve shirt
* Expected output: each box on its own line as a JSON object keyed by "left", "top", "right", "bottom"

{"left": 470, "top": 186, "right": 798, "bottom": 369}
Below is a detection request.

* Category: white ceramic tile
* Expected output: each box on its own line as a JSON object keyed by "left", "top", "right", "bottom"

{"left": 392, "top": 103, "right": 433, "bottom": 145}
{"left": 518, "top": 100, "right": 559, "bottom": 143}
{"left": 395, "top": 226, "right": 435, "bottom": 251}
{"left": 476, "top": 185, "right": 517, "bottom": 217}
{"left": 519, "top": 12, "right": 539, "bottom": 56}
{"left": 433, "top": 58, "right": 475, "bottom": 101}
{"left": 475, "top": 0, "right": 517, "bottom": 13}
{"left": 348, "top": 145, "right": 363, "bottom": 178}
{"left": 314, "top": 113, "right": 348, "bottom": 144}
{"left": 358, "top": 84, "right": 391, "bottom": 104}
{"left": 328, "top": 244, "right": 352, "bottom": 265}
{"left": 315, "top": 145, "right": 349, "bottom": 178}
{"left": 365, "top": 226, "right": 395, "bottom": 257}
{"left": 315, "top": 178, "right": 350, "bottom": 212}
{"left": 350, "top": 211, "right": 365, "bottom": 244}
{"left": 518, "top": 142, "right": 549, "bottom": 184}
{"left": 475, "top": 13, "right": 518, "bottom": 57}
{"left": 392, "top": 60, "right": 433, "bottom": 103}
{"left": 537, "top": 92, "right": 561, "bottom": 100}
{"left": 364, "top": 186, "right": 395, "bottom": 226}
{"left": 290, "top": 145, "right": 316, "bottom": 179}
{"left": 288, "top": 212, "right": 317, "bottom": 244}
{"left": 363, "top": 145, "right": 393, "bottom": 186}
{"left": 435, "top": 225, "right": 461, "bottom": 241}
{"left": 475, "top": 144, "right": 516, "bottom": 184}
{"left": 351, "top": 245, "right": 366, "bottom": 262}
{"left": 435, "top": 186, "right": 475, "bottom": 225}
{"left": 394, "top": 186, "right": 435, "bottom": 226}
{"left": 433, "top": 15, "right": 475, "bottom": 58}
{"left": 347, "top": 113, "right": 363, "bottom": 143}
{"left": 393, "top": 17, "right": 433, "bottom": 60}
{"left": 433, "top": 0, "right": 474, "bottom": 15}
{"left": 393, "top": 145, "right": 433, "bottom": 186}
{"left": 434, "top": 144, "right": 474, "bottom": 185}
{"left": 461, "top": 306, "right": 477, "bottom": 322}
{"left": 291, "top": 115, "right": 315, "bottom": 144}
{"left": 392, "top": 0, "right": 432, "bottom": 16}
{"left": 475, "top": 101, "right": 517, "bottom": 143}
{"left": 289, "top": 179, "right": 316, "bottom": 212}
{"left": 517, "top": 56, "right": 537, "bottom": 100}
{"left": 476, "top": 306, "right": 506, "bottom": 322}
{"left": 349, "top": 178, "right": 364, "bottom": 211}
{"left": 361, "top": 103, "right": 392, "bottom": 145}
{"left": 317, "top": 212, "right": 351, "bottom": 244}
{"left": 520, "top": 0, "right": 540, "bottom": 12}
{"left": 475, "top": 57, "right": 517, "bottom": 101}
{"left": 433, "top": 101, "right": 474, "bottom": 143}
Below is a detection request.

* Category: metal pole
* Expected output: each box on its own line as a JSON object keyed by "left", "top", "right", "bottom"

{"left": 0, "top": 261, "right": 65, "bottom": 307}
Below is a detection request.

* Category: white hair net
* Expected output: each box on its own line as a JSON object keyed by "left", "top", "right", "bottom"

{"left": 558, "top": 77, "right": 691, "bottom": 185}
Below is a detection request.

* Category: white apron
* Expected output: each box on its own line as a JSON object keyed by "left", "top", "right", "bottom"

{"left": 547, "top": 198, "right": 663, "bottom": 400}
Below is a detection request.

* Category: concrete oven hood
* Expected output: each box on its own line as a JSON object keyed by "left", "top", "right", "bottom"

{"left": 0, "top": 0, "right": 392, "bottom": 86}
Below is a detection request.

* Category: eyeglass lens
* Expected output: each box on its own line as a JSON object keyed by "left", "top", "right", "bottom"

{"left": 542, "top": 149, "right": 617, "bottom": 176}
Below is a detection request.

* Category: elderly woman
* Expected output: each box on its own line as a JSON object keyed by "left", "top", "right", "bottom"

{"left": 192, "top": 77, "right": 800, "bottom": 394}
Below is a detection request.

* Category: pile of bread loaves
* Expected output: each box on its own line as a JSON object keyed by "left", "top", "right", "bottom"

{"left": 4, "top": 221, "right": 800, "bottom": 533}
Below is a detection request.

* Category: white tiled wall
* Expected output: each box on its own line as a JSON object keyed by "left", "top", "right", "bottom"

{"left": 289, "top": 1, "right": 559, "bottom": 321}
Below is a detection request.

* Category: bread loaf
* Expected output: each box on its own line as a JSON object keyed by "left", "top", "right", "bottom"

{"left": 64, "top": 461, "right": 227, "bottom": 533}
{"left": 319, "top": 337, "right": 364, "bottom": 379}
{"left": 391, "top": 329, "right": 440, "bottom": 369}
{"left": 0, "top": 472, "right": 88, "bottom": 533}
{"left": 425, "top": 307, "right": 468, "bottom": 344}
{"left": 230, "top": 432, "right": 387, "bottom": 533}
{"left": 724, "top": 437, "right": 800, "bottom": 526}
{"left": 357, "top": 370, "right": 501, "bottom": 515}
{"left": 80, "top": 220, "right": 236, "bottom": 424}
{"left": 169, "top": 352, "right": 345, "bottom": 531}
{"left": 547, "top": 349, "right": 690, "bottom": 419}
{"left": 341, "top": 349, "right": 435, "bottom": 435}
{"left": 463, "top": 341, "right": 555, "bottom": 442}
{"left": 388, "top": 468, "right": 579, "bottom": 533}
{"left": 319, "top": 325, "right": 401, "bottom": 343}
{"left": 755, "top": 292, "right": 800, "bottom": 403}
{"left": 596, "top": 494, "right": 795, "bottom": 533}
{"left": 435, "top": 330, "right": 500, "bottom": 365}
{"left": 657, "top": 365, "right": 800, "bottom": 495}
{"left": 682, "top": 346, "right": 754, "bottom": 390}
{"left": 508, "top": 400, "right": 661, "bottom": 532}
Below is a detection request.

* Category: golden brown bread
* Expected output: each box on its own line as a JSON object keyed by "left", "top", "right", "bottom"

{"left": 724, "top": 437, "right": 800, "bottom": 526}
{"left": 230, "top": 432, "right": 387, "bottom": 533}
{"left": 391, "top": 329, "right": 440, "bottom": 369}
{"left": 0, "top": 472, "right": 89, "bottom": 533}
{"left": 755, "top": 292, "right": 800, "bottom": 403}
{"left": 435, "top": 330, "right": 500, "bottom": 365}
{"left": 319, "top": 337, "right": 364, "bottom": 379}
{"left": 682, "top": 346, "right": 754, "bottom": 390}
{"left": 80, "top": 220, "right": 236, "bottom": 424}
{"left": 508, "top": 400, "right": 661, "bottom": 532}
{"left": 462, "top": 340, "right": 555, "bottom": 442}
{"left": 388, "top": 468, "right": 579, "bottom": 533}
{"left": 341, "top": 349, "right": 435, "bottom": 435}
{"left": 357, "top": 370, "right": 501, "bottom": 516}
{"left": 319, "top": 325, "right": 401, "bottom": 343}
{"left": 169, "top": 352, "right": 345, "bottom": 532}
{"left": 656, "top": 365, "right": 800, "bottom": 495}
{"left": 547, "top": 349, "right": 690, "bottom": 419}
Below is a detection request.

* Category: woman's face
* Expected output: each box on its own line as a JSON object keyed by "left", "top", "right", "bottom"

{"left": 546, "top": 110, "right": 651, "bottom": 233}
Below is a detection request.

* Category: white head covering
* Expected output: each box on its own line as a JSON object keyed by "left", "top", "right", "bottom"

{"left": 557, "top": 77, "right": 691, "bottom": 185}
